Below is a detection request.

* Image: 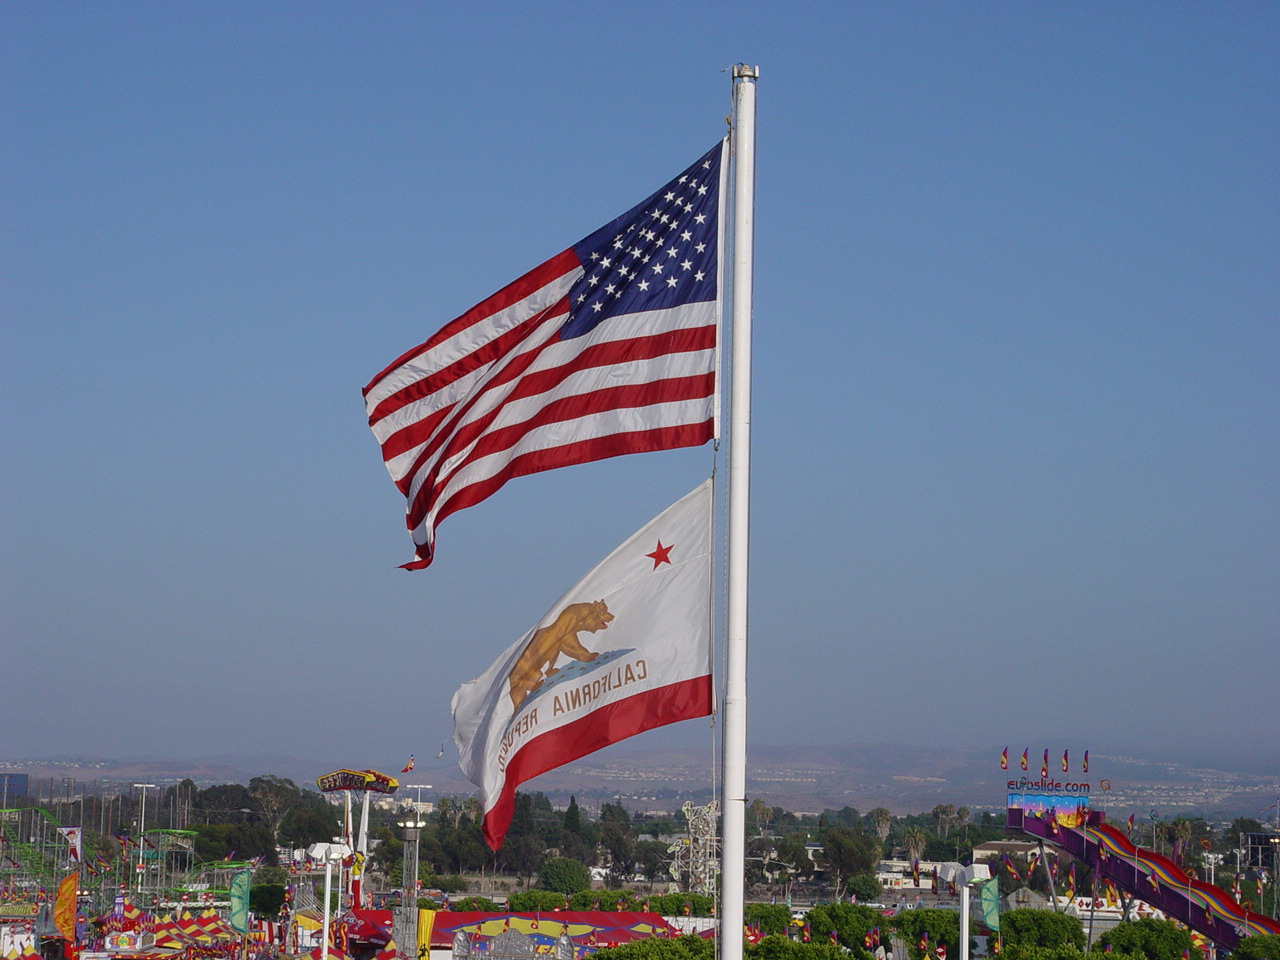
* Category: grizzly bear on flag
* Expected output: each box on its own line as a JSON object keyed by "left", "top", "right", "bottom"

{"left": 507, "top": 600, "right": 613, "bottom": 709}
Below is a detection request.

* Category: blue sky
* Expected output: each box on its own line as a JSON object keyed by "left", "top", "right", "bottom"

{"left": 4, "top": 3, "right": 1277, "bottom": 778}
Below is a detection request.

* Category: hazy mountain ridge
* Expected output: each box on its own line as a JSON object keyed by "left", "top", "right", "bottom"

{"left": 5, "top": 743, "right": 1275, "bottom": 821}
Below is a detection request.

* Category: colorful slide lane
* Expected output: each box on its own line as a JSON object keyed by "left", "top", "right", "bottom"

{"left": 1008, "top": 807, "right": 1280, "bottom": 950}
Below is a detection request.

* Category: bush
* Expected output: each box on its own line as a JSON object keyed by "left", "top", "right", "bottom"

{"left": 1000, "top": 909, "right": 1086, "bottom": 952}
{"left": 748, "top": 937, "right": 847, "bottom": 960}
{"left": 803, "top": 902, "right": 881, "bottom": 957}
{"left": 537, "top": 857, "right": 592, "bottom": 895}
{"left": 569, "top": 889, "right": 643, "bottom": 911}
{"left": 744, "top": 904, "right": 792, "bottom": 936}
{"left": 509, "top": 890, "right": 568, "bottom": 912}
{"left": 1095, "top": 918, "right": 1191, "bottom": 960}
{"left": 889, "top": 908, "right": 962, "bottom": 960}
{"left": 593, "top": 934, "right": 716, "bottom": 960}
{"left": 451, "top": 895, "right": 501, "bottom": 911}
{"left": 1233, "top": 934, "right": 1280, "bottom": 960}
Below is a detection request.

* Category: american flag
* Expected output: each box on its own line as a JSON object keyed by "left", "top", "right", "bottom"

{"left": 365, "top": 142, "right": 725, "bottom": 569}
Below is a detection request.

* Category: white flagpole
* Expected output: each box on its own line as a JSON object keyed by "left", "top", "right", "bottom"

{"left": 721, "top": 62, "right": 757, "bottom": 960}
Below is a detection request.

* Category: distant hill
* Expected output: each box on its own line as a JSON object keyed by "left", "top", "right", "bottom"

{"left": 3, "top": 742, "right": 1275, "bottom": 822}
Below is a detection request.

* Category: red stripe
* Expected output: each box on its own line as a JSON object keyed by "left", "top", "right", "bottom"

{"left": 398, "top": 323, "right": 715, "bottom": 520}
{"left": 381, "top": 318, "right": 712, "bottom": 481}
{"left": 401, "top": 421, "right": 713, "bottom": 570}
{"left": 406, "top": 368, "right": 714, "bottom": 530}
{"left": 363, "top": 249, "right": 579, "bottom": 400}
{"left": 368, "top": 298, "right": 565, "bottom": 430}
{"left": 480, "top": 675, "right": 713, "bottom": 849}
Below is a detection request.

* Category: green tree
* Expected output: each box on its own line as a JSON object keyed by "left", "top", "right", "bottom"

{"left": 999, "top": 909, "right": 1086, "bottom": 952}
{"left": 902, "top": 827, "right": 929, "bottom": 862}
{"left": 846, "top": 874, "right": 882, "bottom": 903}
{"left": 816, "top": 827, "right": 876, "bottom": 895}
{"left": 601, "top": 803, "right": 636, "bottom": 885}
{"left": 1232, "top": 934, "right": 1280, "bottom": 960}
{"left": 1096, "top": 918, "right": 1192, "bottom": 960}
{"left": 248, "top": 776, "right": 302, "bottom": 843}
{"left": 592, "top": 934, "right": 715, "bottom": 960}
{"left": 804, "top": 902, "right": 881, "bottom": 955}
{"left": 744, "top": 904, "right": 791, "bottom": 936}
{"left": 538, "top": 857, "right": 591, "bottom": 895}
{"left": 748, "top": 937, "right": 848, "bottom": 960}
{"left": 634, "top": 840, "right": 669, "bottom": 890}
{"left": 890, "top": 908, "right": 962, "bottom": 960}
{"left": 249, "top": 883, "right": 286, "bottom": 916}
{"left": 508, "top": 890, "right": 568, "bottom": 912}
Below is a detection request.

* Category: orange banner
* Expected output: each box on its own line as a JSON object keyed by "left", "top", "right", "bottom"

{"left": 54, "top": 872, "right": 78, "bottom": 941}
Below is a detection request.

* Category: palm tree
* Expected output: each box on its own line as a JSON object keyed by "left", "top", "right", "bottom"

{"left": 903, "top": 827, "right": 928, "bottom": 862}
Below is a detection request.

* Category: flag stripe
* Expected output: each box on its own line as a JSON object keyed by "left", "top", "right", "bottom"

{"left": 364, "top": 249, "right": 581, "bottom": 412}
{"left": 384, "top": 308, "right": 713, "bottom": 487}
{"left": 480, "top": 675, "right": 713, "bottom": 848}
{"left": 407, "top": 362, "right": 715, "bottom": 530}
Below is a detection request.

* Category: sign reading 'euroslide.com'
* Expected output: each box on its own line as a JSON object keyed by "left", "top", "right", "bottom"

{"left": 1002, "top": 746, "right": 1093, "bottom": 827}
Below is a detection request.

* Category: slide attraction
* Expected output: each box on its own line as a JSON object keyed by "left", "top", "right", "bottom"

{"left": 1008, "top": 806, "right": 1280, "bottom": 950}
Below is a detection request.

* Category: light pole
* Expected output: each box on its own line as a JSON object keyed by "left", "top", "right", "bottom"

{"left": 133, "top": 783, "right": 156, "bottom": 893}
{"left": 397, "top": 819, "right": 427, "bottom": 960}
{"left": 1203, "top": 852, "right": 1223, "bottom": 887}
{"left": 402, "top": 785, "right": 433, "bottom": 812}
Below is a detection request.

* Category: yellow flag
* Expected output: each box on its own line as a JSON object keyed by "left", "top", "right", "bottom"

{"left": 417, "top": 909, "right": 435, "bottom": 959}
{"left": 54, "top": 873, "right": 78, "bottom": 941}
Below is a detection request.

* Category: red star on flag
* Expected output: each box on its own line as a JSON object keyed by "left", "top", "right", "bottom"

{"left": 645, "top": 540, "right": 674, "bottom": 569}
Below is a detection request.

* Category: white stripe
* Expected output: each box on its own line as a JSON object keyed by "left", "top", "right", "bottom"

{"left": 388, "top": 300, "right": 716, "bottom": 488}
{"left": 402, "top": 341, "right": 715, "bottom": 506}
{"left": 377, "top": 310, "right": 568, "bottom": 480}
{"left": 372, "top": 295, "right": 711, "bottom": 449}
{"left": 363, "top": 266, "right": 580, "bottom": 411}
{"left": 408, "top": 394, "right": 714, "bottom": 548}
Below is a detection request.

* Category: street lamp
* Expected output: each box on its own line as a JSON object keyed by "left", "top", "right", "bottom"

{"left": 133, "top": 783, "right": 157, "bottom": 892}
{"left": 397, "top": 819, "right": 428, "bottom": 960}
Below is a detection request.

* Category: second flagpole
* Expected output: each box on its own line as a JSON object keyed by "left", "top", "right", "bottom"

{"left": 721, "top": 62, "right": 757, "bottom": 960}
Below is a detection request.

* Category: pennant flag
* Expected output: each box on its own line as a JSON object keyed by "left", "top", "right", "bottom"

{"left": 918, "top": 930, "right": 929, "bottom": 952}
{"left": 1066, "top": 863, "right": 1076, "bottom": 901}
{"left": 1001, "top": 854, "right": 1022, "bottom": 883}
{"left": 54, "top": 873, "right": 78, "bottom": 941}
{"left": 401, "top": 755, "right": 415, "bottom": 773}
{"left": 1062, "top": 749, "right": 1069, "bottom": 773}
{"left": 980, "top": 877, "right": 1001, "bottom": 933}
{"left": 1127, "top": 814, "right": 1135, "bottom": 833}
{"left": 56, "top": 827, "right": 82, "bottom": 863}
{"left": 912, "top": 859, "right": 920, "bottom": 885}
{"left": 1026, "top": 852, "right": 1040, "bottom": 878}
{"left": 1000, "top": 747, "right": 1008, "bottom": 770}
{"left": 364, "top": 143, "right": 726, "bottom": 569}
{"left": 228, "top": 870, "right": 251, "bottom": 934}
{"left": 1042, "top": 750, "right": 1049, "bottom": 778}
{"left": 1083, "top": 750, "right": 1089, "bottom": 773}
{"left": 1020, "top": 749, "right": 1028, "bottom": 771}
{"left": 452, "top": 480, "right": 714, "bottom": 848}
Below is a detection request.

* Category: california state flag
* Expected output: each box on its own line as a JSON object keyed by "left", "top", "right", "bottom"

{"left": 452, "top": 479, "right": 714, "bottom": 849}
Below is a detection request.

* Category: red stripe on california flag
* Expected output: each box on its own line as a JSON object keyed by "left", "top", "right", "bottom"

{"left": 363, "top": 249, "right": 580, "bottom": 404}
{"left": 405, "top": 371, "right": 715, "bottom": 531}
{"left": 480, "top": 675, "right": 713, "bottom": 849}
